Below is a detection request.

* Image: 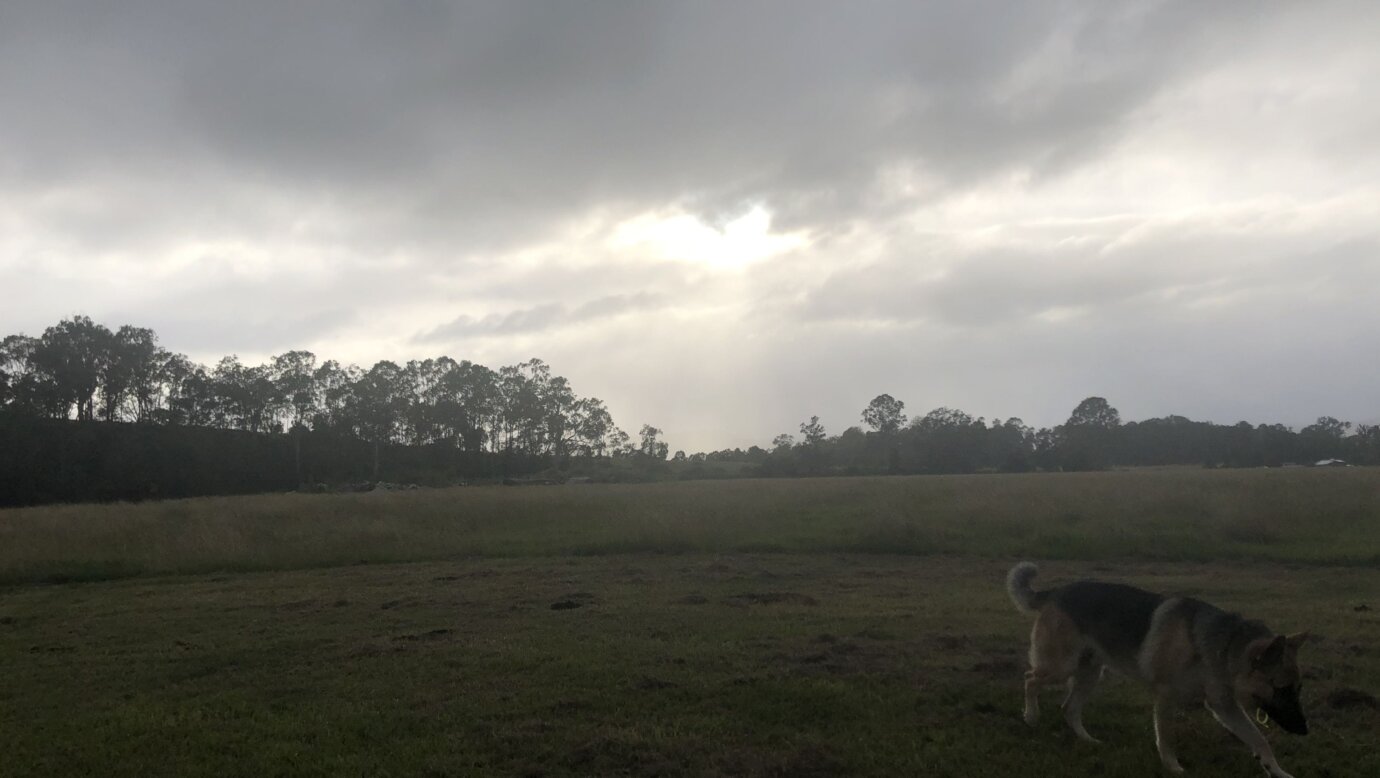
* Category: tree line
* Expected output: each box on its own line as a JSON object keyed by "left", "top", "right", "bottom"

{"left": 1, "top": 316, "right": 673, "bottom": 505}
{"left": 0, "top": 316, "right": 669, "bottom": 462}
{"left": 679, "top": 395, "right": 1380, "bottom": 478}
{"left": 2, "top": 316, "right": 1375, "bottom": 506}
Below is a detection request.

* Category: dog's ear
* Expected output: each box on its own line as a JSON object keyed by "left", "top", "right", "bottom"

{"left": 1285, "top": 632, "right": 1309, "bottom": 652}
{"left": 1250, "top": 635, "right": 1287, "bottom": 668}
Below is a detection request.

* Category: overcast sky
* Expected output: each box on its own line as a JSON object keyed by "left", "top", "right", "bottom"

{"left": 3, "top": 1, "right": 1378, "bottom": 452}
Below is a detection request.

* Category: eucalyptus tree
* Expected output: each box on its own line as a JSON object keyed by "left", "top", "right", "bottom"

{"left": 862, "top": 394, "right": 907, "bottom": 434}
{"left": 0, "top": 334, "right": 47, "bottom": 413}
{"left": 269, "top": 350, "right": 319, "bottom": 431}
{"left": 909, "top": 407, "right": 986, "bottom": 473}
{"left": 1060, "top": 396, "right": 1122, "bottom": 470}
{"left": 438, "top": 359, "right": 498, "bottom": 452}
{"left": 349, "top": 360, "right": 409, "bottom": 479}
{"left": 208, "top": 356, "right": 281, "bottom": 432}
{"left": 29, "top": 315, "right": 113, "bottom": 420}
{"left": 310, "top": 360, "right": 362, "bottom": 434}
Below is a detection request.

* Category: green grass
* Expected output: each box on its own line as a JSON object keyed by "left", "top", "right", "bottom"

{"left": 2, "top": 555, "right": 1377, "bottom": 777}
{"left": 3, "top": 468, "right": 1380, "bottom": 585}
{"left": 2, "top": 469, "right": 1379, "bottom": 776}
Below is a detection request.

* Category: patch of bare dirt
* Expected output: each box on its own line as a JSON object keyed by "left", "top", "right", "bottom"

{"left": 551, "top": 592, "right": 596, "bottom": 610}
{"left": 393, "top": 628, "right": 452, "bottom": 642}
{"left": 723, "top": 592, "right": 819, "bottom": 607}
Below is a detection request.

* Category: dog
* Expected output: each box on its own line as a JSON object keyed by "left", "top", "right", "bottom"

{"left": 1006, "top": 562, "right": 1309, "bottom": 777}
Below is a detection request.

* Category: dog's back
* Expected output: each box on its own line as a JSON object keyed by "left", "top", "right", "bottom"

{"left": 1049, "top": 580, "right": 1164, "bottom": 665}
{"left": 1008, "top": 563, "right": 1164, "bottom": 671}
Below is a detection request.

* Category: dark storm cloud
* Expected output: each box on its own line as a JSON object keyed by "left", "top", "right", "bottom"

{"left": 1, "top": 1, "right": 1257, "bottom": 247}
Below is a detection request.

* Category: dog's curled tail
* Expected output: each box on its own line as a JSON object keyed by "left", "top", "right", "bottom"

{"left": 1006, "top": 561, "right": 1047, "bottom": 615}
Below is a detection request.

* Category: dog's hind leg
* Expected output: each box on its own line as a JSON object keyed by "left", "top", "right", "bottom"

{"left": 1061, "top": 654, "right": 1102, "bottom": 743}
{"left": 1024, "top": 608, "right": 1081, "bottom": 727}
{"left": 1023, "top": 668, "right": 1045, "bottom": 726}
{"left": 1206, "top": 699, "right": 1295, "bottom": 778}
{"left": 1153, "top": 691, "right": 1184, "bottom": 774}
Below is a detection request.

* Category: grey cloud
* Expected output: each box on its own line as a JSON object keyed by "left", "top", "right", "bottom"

{"left": 140, "top": 308, "right": 359, "bottom": 362}
{"left": 3, "top": 1, "right": 1378, "bottom": 452}
{"left": 799, "top": 219, "right": 1380, "bottom": 331}
{"left": 0, "top": 1, "right": 1268, "bottom": 249}
{"left": 417, "top": 292, "right": 664, "bottom": 342}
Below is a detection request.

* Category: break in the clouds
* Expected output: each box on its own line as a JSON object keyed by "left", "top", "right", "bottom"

{"left": 2, "top": 1, "right": 1378, "bottom": 451}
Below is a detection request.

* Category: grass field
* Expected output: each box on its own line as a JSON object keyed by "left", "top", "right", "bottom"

{"left": 2, "top": 470, "right": 1379, "bottom": 776}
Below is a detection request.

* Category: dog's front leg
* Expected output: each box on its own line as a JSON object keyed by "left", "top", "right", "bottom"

{"left": 1152, "top": 693, "right": 1184, "bottom": 774}
{"left": 1205, "top": 700, "right": 1295, "bottom": 778}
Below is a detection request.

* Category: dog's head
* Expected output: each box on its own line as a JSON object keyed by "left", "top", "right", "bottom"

{"left": 1242, "top": 632, "right": 1310, "bottom": 735}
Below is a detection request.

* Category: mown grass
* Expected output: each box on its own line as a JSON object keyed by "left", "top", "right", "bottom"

{"left": 1, "top": 555, "right": 1377, "bottom": 777}
{"left": 2, "top": 468, "right": 1379, "bottom": 585}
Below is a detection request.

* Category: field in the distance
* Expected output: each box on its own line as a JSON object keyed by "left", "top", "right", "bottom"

{"left": 2, "top": 470, "right": 1379, "bottom": 777}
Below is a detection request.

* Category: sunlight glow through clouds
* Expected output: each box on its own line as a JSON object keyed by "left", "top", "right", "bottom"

{"left": 609, "top": 205, "right": 810, "bottom": 269}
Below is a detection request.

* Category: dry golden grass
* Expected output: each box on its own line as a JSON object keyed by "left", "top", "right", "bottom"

{"left": 2, "top": 467, "right": 1378, "bottom": 584}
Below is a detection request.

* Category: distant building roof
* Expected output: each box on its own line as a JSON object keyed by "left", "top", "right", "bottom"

{"left": 1314, "top": 458, "right": 1350, "bottom": 466}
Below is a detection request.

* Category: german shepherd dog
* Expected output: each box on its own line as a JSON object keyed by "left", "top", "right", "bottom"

{"left": 1007, "top": 562, "right": 1309, "bottom": 777}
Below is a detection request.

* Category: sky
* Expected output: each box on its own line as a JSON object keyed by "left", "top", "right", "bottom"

{"left": 2, "top": 1, "right": 1378, "bottom": 453}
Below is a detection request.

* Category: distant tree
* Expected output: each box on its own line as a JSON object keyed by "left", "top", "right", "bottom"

{"left": 833, "top": 425, "right": 869, "bottom": 472}
{"left": 909, "top": 407, "right": 986, "bottom": 473}
{"left": 0, "top": 334, "right": 55, "bottom": 414}
{"left": 1354, "top": 424, "right": 1380, "bottom": 466}
{"left": 0, "top": 339, "right": 14, "bottom": 407}
{"left": 566, "top": 397, "right": 614, "bottom": 457}
{"left": 1061, "top": 396, "right": 1122, "bottom": 470}
{"left": 638, "top": 424, "right": 669, "bottom": 460}
{"left": 772, "top": 433, "right": 795, "bottom": 450}
{"left": 862, "top": 394, "right": 907, "bottom": 434}
{"left": 208, "top": 356, "right": 280, "bottom": 432}
{"left": 269, "top": 350, "right": 320, "bottom": 483}
{"left": 607, "top": 426, "right": 634, "bottom": 458}
{"left": 351, "top": 360, "right": 409, "bottom": 479}
{"left": 131, "top": 341, "right": 183, "bottom": 423}
{"left": 1030, "top": 427, "right": 1061, "bottom": 470}
{"left": 310, "top": 359, "right": 361, "bottom": 434}
{"left": 97, "top": 325, "right": 161, "bottom": 421}
{"left": 437, "top": 359, "right": 497, "bottom": 452}
{"left": 1067, "top": 397, "right": 1120, "bottom": 429}
{"left": 1255, "top": 423, "right": 1299, "bottom": 467}
{"left": 988, "top": 417, "right": 1034, "bottom": 472}
{"left": 538, "top": 372, "right": 579, "bottom": 459}
{"left": 1302, "top": 416, "right": 1350, "bottom": 439}
{"left": 160, "top": 354, "right": 208, "bottom": 426}
{"left": 1299, "top": 416, "right": 1351, "bottom": 462}
{"left": 798, "top": 416, "right": 828, "bottom": 473}
{"left": 269, "top": 351, "right": 319, "bottom": 430}
{"left": 29, "top": 315, "right": 114, "bottom": 420}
